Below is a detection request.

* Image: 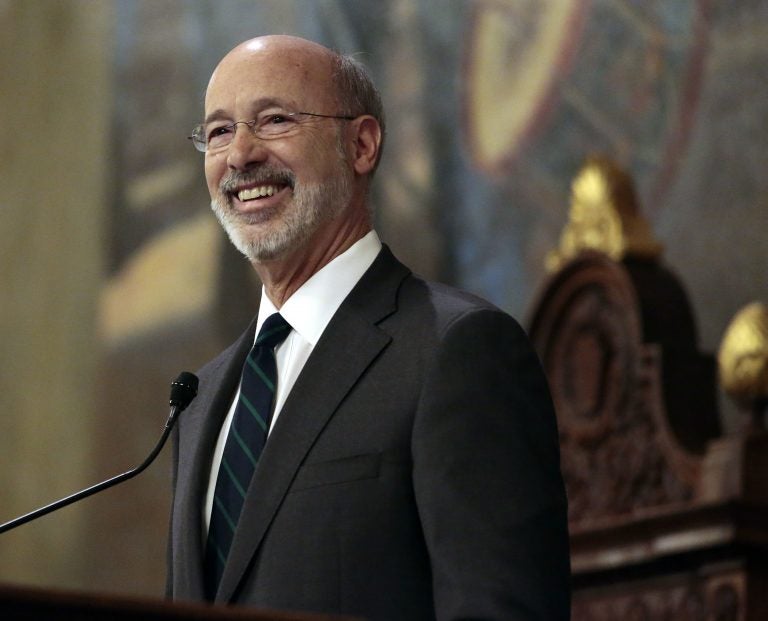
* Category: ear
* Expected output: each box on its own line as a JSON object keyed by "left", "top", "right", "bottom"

{"left": 350, "top": 115, "right": 382, "bottom": 176}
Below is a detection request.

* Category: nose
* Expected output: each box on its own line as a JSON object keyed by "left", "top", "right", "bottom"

{"left": 225, "top": 123, "right": 268, "bottom": 171}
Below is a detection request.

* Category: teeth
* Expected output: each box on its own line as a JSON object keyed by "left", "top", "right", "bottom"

{"left": 237, "top": 185, "right": 279, "bottom": 201}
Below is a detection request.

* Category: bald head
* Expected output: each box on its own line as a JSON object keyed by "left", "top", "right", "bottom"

{"left": 219, "top": 35, "right": 337, "bottom": 73}
{"left": 220, "top": 35, "right": 336, "bottom": 66}
{"left": 209, "top": 36, "right": 335, "bottom": 106}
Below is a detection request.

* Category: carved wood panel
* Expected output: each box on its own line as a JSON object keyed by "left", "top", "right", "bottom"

{"left": 572, "top": 572, "right": 744, "bottom": 621}
{"left": 528, "top": 251, "right": 700, "bottom": 527}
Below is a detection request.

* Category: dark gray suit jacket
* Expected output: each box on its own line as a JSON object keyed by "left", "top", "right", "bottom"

{"left": 167, "top": 246, "right": 570, "bottom": 620}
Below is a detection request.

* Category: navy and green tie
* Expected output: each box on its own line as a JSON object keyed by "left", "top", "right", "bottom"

{"left": 204, "top": 313, "right": 291, "bottom": 599}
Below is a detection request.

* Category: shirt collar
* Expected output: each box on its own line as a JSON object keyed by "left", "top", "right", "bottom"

{"left": 256, "top": 230, "right": 382, "bottom": 345}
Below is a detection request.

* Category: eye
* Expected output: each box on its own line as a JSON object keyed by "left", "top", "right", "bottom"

{"left": 265, "top": 114, "right": 292, "bottom": 125}
{"left": 207, "top": 125, "right": 233, "bottom": 141}
{"left": 257, "top": 113, "right": 299, "bottom": 136}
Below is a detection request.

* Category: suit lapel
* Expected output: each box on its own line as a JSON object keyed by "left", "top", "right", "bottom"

{"left": 172, "top": 320, "right": 256, "bottom": 600}
{"left": 216, "top": 246, "right": 410, "bottom": 602}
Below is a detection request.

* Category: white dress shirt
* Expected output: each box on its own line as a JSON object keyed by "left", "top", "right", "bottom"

{"left": 204, "top": 230, "right": 382, "bottom": 532}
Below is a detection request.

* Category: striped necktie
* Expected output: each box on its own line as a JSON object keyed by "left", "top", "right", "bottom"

{"left": 204, "top": 313, "right": 291, "bottom": 598}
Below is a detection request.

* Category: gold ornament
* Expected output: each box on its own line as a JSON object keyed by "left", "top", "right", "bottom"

{"left": 718, "top": 302, "right": 768, "bottom": 413}
{"left": 547, "top": 156, "right": 663, "bottom": 272}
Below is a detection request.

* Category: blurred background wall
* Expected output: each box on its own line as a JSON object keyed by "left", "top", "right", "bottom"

{"left": 1, "top": 0, "right": 765, "bottom": 598}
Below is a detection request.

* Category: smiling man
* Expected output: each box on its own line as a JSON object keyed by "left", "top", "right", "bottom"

{"left": 166, "top": 35, "right": 570, "bottom": 620}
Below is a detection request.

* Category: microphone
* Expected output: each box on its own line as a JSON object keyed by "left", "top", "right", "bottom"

{"left": 0, "top": 372, "right": 199, "bottom": 535}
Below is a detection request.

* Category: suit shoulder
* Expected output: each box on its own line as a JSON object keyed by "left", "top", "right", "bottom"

{"left": 398, "top": 273, "right": 517, "bottom": 330}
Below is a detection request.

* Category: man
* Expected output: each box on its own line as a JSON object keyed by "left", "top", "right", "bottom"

{"left": 167, "top": 35, "right": 570, "bottom": 620}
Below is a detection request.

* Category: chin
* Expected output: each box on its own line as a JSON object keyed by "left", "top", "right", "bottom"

{"left": 211, "top": 198, "right": 276, "bottom": 261}
{"left": 226, "top": 219, "right": 311, "bottom": 264}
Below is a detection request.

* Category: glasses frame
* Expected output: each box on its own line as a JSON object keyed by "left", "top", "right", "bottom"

{"left": 188, "top": 111, "right": 356, "bottom": 153}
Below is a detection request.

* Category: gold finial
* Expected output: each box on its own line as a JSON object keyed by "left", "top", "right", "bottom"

{"left": 718, "top": 302, "right": 768, "bottom": 429}
{"left": 546, "top": 156, "right": 663, "bottom": 272}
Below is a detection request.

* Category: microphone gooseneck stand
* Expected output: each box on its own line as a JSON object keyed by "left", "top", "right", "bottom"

{"left": 0, "top": 371, "right": 199, "bottom": 535}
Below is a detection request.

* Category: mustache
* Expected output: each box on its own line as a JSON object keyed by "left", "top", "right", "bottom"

{"left": 219, "top": 166, "right": 295, "bottom": 193}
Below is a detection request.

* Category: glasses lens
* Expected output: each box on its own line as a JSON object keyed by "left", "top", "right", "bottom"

{"left": 257, "top": 114, "right": 300, "bottom": 138}
{"left": 190, "top": 125, "right": 207, "bottom": 152}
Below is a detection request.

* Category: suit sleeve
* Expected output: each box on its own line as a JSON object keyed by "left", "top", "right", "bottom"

{"left": 412, "top": 308, "right": 570, "bottom": 620}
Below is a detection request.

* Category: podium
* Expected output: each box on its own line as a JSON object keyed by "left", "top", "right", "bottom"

{"left": 0, "top": 583, "right": 360, "bottom": 621}
{"left": 529, "top": 158, "right": 768, "bottom": 619}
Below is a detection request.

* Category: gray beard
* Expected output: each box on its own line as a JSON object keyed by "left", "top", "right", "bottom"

{"left": 211, "top": 165, "right": 354, "bottom": 263}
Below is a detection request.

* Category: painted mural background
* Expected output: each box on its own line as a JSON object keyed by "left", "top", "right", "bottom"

{"left": 1, "top": 0, "right": 766, "bottom": 598}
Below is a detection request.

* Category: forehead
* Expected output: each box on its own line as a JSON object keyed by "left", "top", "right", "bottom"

{"left": 205, "top": 43, "right": 337, "bottom": 117}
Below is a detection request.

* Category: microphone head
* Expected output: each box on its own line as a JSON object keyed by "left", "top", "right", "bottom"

{"left": 169, "top": 372, "right": 199, "bottom": 410}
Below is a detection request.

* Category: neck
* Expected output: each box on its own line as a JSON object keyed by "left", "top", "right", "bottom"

{"left": 253, "top": 213, "right": 371, "bottom": 309}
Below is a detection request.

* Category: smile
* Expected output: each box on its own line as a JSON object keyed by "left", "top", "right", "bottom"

{"left": 237, "top": 184, "right": 283, "bottom": 202}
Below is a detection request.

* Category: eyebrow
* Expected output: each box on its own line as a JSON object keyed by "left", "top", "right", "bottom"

{"left": 203, "top": 98, "right": 295, "bottom": 125}
{"left": 203, "top": 109, "right": 230, "bottom": 126}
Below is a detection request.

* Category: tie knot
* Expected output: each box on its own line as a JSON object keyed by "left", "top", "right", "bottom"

{"left": 256, "top": 313, "right": 292, "bottom": 350}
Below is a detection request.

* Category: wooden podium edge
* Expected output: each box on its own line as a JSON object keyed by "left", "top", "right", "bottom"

{"left": 0, "top": 583, "right": 361, "bottom": 621}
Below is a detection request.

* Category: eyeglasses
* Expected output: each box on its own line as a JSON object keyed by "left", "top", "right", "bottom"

{"left": 189, "top": 111, "right": 356, "bottom": 153}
